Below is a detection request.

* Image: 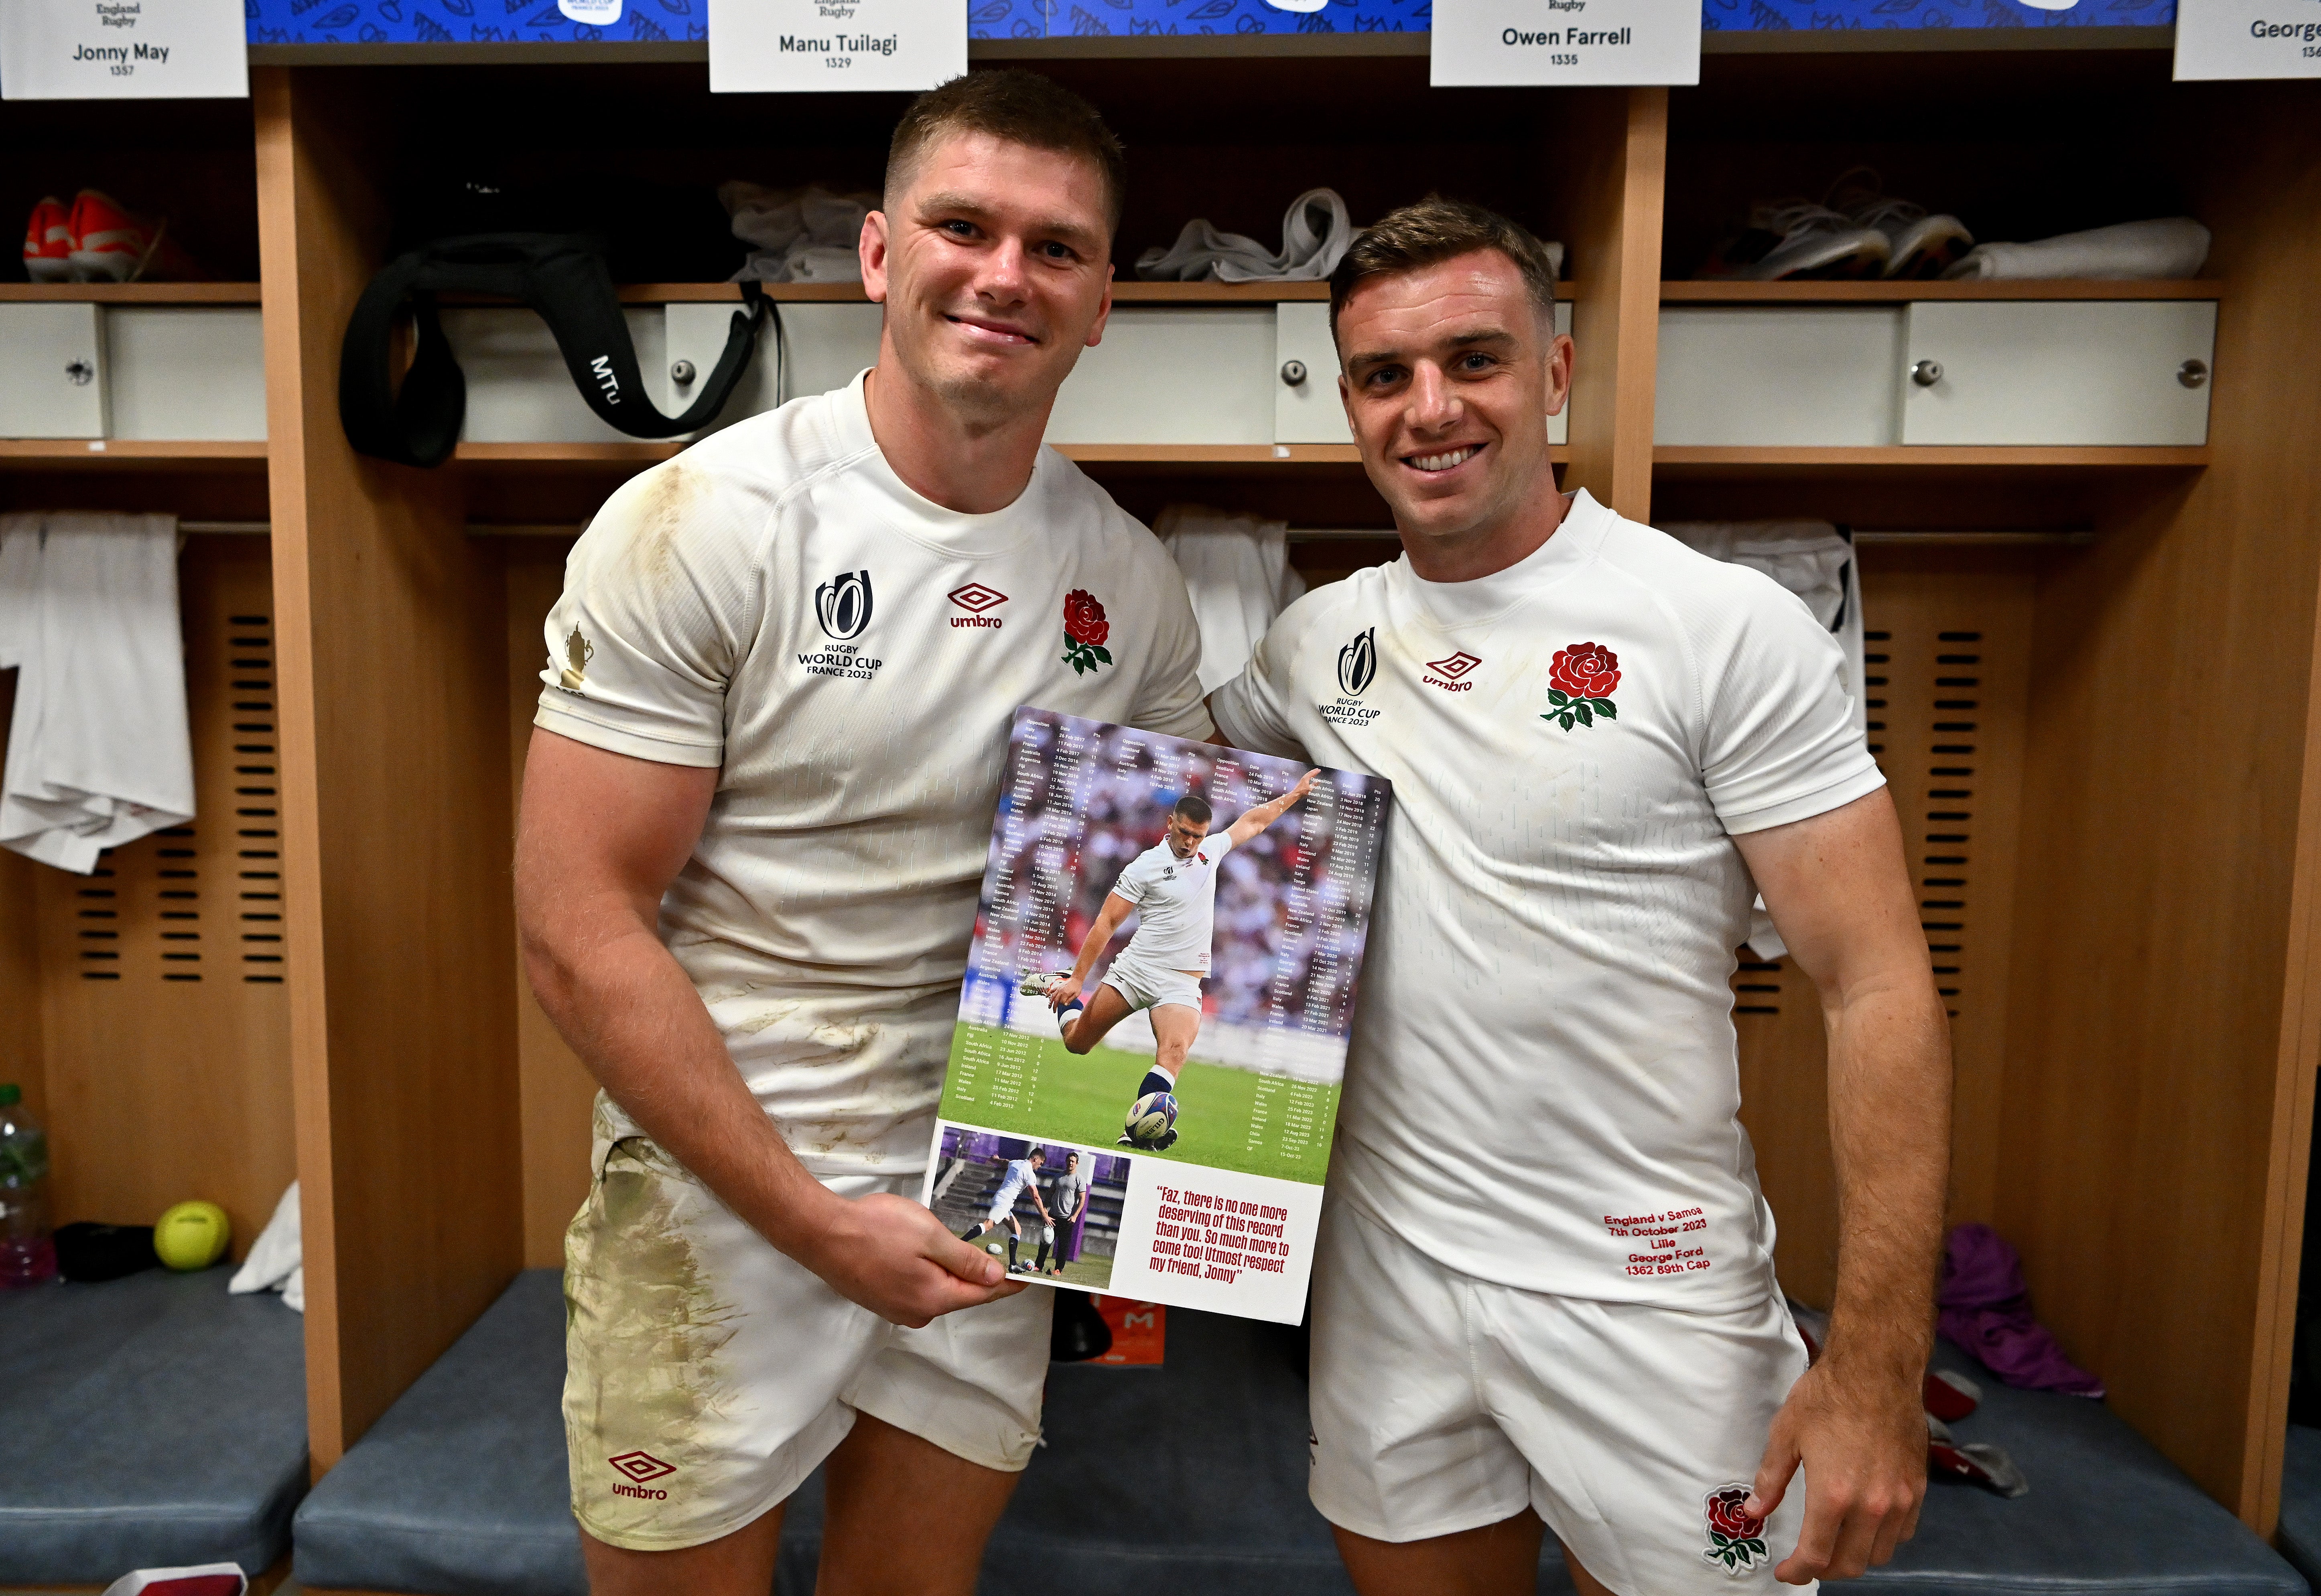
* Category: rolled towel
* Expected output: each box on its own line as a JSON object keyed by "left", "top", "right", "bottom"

{"left": 1137, "top": 188, "right": 1354, "bottom": 283}
{"left": 1941, "top": 216, "right": 2209, "bottom": 281}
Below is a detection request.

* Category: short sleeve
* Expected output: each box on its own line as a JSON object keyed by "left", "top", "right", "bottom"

{"left": 1127, "top": 541, "right": 1218, "bottom": 743}
{"left": 1698, "top": 573, "right": 1884, "bottom": 834}
{"left": 533, "top": 463, "right": 770, "bottom": 769}
{"left": 1110, "top": 858, "right": 1152, "bottom": 907}
{"left": 1209, "top": 593, "right": 1318, "bottom": 760}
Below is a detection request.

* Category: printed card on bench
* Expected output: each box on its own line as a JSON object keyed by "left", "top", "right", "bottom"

{"left": 922, "top": 706, "right": 1391, "bottom": 1324}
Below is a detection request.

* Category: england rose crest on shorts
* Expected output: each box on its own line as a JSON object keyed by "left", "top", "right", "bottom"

{"left": 1544, "top": 641, "right": 1620, "bottom": 731}
{"left": 1701, "top": 1483, "right": 1770, "bottom": 1576}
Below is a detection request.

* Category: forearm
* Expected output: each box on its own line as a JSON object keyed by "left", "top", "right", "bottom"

{"left": 524, "top": 908, "right": 838, "bottom": 1259}
{"left": 1068, "top": 909, "right": 1126, "bottom": 983}
{"left": 1821, "top": 977, "right": 1952, "bottom": 1379}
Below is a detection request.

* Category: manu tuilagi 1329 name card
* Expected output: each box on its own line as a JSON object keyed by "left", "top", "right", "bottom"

{"left": 922, "top": 706, "right": 1391, "bottom": 1325}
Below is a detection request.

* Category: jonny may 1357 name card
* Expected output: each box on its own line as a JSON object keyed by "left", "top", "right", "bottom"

{"left": 1431, "top": 0, "right": 1699, "bottom": 86}
{"left": 708, "top": 0, "right": 964, "bottom": 92}
{"left": 0, "top": 0, "right": 247, "bottom": 101}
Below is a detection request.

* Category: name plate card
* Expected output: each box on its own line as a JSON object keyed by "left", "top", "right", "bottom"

{"left": 1, "top": 0, "right": 246, "bottom": 100}
{"left": 2174, "top": 0, "right": 2321, "bottom": 78}
{"left": 1431, "top": 0, "right": 1699, "bottom": 85}
{"left": 709, "top": 0, "right": 965, "bottom": 92}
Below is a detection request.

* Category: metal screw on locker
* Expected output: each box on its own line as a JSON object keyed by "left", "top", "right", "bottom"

{"left": 669, "top": 359, "right": 698, "bottom": 385}
{"left": 2177, "top": 359, "right": 2209, "bottom": 389}
{"left": 65, "top": 359, "right": 94, "bottom": 387}
{"left": 1280, "top": 360, "right": 1308, "bottom": 387}
{"left": 1911, "top": 359, "right": 1943, "bottom": 388}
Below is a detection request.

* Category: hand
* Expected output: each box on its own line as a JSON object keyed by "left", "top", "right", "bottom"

{"left": 1048, "top": 980, "right": 1080, "bottom": 1013}
{"left": 1747, "top": 1355, "right": 1926, "bottom": 1583}
{"left": 796, "top": 1190, "right": 1024, "bottom": 1328}
{"left": 1289, "top": 769, "right": 1320, "bottom": 804}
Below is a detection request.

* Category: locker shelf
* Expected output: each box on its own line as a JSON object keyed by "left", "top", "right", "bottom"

{"left": 1661, "top": 280, "right": 2224, "bottom": 303}
{"left": 0, "top": 438, "right": 267, "bottom": 469}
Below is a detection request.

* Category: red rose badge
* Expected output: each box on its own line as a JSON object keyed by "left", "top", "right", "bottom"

{"left": 1062, "top": 589, "right": 1113, "bottom": 676}
{"left": 1545, "top": 641, "right": 1620, "bottom": 732}
{"left": 1702, "top": 1484, "right": 1770, "bottom": 1575}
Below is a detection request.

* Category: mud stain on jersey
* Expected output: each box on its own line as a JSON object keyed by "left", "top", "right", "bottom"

{"left": 565, "top": 1136, "right": 744, "bottom": 1467}
{"left": 621, "top": 461, "right": 705, "bottom": 593}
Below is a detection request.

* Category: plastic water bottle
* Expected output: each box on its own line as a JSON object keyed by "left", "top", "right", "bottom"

{"left": 0, "top": 1084, "right": 57, "bottom": 1287}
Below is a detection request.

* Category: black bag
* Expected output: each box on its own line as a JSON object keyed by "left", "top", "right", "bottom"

{"left": 339, "top": 232, "right": 766, "bottom": 468}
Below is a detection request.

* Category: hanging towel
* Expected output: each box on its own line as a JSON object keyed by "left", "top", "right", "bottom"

{"left": 0, "top": 513, "right": 194, "bottom": 873}
{"left": 1155, "top": 505, "right": 1308, "bottom": 693}
{"left": 1941, "top": 217, "right": 2209, "bottom": 282}
{"left": 1137, "top": 189, "right": 1355, "bottom": 284}
{"left": 719, "top": 183, "right": 876, "bottom": 284}
{"left": 1939, "top": 1222, "right": 2105, "bottom": 1397}
{"left": 228, "top": 1179, "right": 303, "bottom": 1314}
{"left": 1661, "top": 521, "right": 1866, "bottom": 960}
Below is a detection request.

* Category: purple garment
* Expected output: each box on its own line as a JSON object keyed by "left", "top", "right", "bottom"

{"left": 1937, "top": 1223, "right": 2106, "bottom": 1398}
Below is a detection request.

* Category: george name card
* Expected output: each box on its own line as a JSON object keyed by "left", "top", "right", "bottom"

{"left": 2174, "top": 0, "right": 2321, "bottom": 79}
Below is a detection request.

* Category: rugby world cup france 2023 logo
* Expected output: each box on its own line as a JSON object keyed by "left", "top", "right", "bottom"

{"left": 815, "top": 570, "right": 874, "bottom": 640}
{"left": 1338, "top": 628, "right": 1377, "bottom": 696}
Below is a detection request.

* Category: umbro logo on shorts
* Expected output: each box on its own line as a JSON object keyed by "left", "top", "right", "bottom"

{"left": 608, "top": 1450, "right": 676, "bottom": 1500}
{"left": 949, "top": 582, "right": 1007, "bottom": 631}
{"left": 1423, "top": 651, "right": 1482, "bottom": 693}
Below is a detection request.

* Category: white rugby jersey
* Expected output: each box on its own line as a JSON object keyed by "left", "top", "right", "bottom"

{"left": 537, "top": 372, "right": 1210, "bottom": 1178}
{"left": 991, "top": 1158, "right": 1038, "bottom": 1208}
{"left": 1109, "top": 829, "right": 1237, "bottom": 973}
{"left": 1210, "top": 489, "right": 1881, "bottom": 1310}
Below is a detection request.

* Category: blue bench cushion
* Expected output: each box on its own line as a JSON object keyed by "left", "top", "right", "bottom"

{"left": 2274, "top": 1424, "right": 2321, "bottom": 1588}
{"left": 0, "top": 1265, "right": 307, "bottom": 1585}
{"left": 292, "top": 1270, "right": 2302, "bottom": 1596}
{"left": 1857, "top": 1342, "right": 2301, "bottom": 1594}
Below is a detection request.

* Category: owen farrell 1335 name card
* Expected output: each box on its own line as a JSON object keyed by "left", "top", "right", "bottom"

{"left": 922, "top": 706, "right": 1391, "bottom": 1325}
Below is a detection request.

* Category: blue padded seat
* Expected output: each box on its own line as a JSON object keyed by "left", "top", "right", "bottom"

{"left": 0, "top": 1264, "right": 308, "bottom": 1585}
{"left": 1856, "top": 1342, "right": 2303, "bottom": 1595}
{"left": 291, "top": 1269, "right": 2303, "bottom": 1596}
{"left": 2274, "top": 1424, "right": 2321, "bottom": 1588}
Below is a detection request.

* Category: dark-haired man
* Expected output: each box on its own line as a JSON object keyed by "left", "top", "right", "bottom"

{"left": 1023, "top": 771, "right": 1317, "bottom": 1148}
{"left": 1210, "top": 198, "right": 1951, "bottom": 1594}
{"left": 516, "top": 71, "right": 1210, "bottom": 1596}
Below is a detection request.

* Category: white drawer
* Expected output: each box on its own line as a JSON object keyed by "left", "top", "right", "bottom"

{"left": 1046, "top": 306, "right": 1274, "bottom": 446}
{"left": 106, "top": 307, "right": 266, "bottom": 441}
{"left": 0, "top": 302, "right": 106, "bottom": 439}
{"left": 763, "top": 302, "right": 883, "bottom": 404}
{"left": 1655, "top": 306, "right": 1904, "bottom": 447}
{"left": 1899, "top": 300, "right": 2216, "bottom": 446}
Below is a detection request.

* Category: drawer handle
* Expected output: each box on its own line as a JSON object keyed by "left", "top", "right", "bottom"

{"left": 1911, "top": 359, "right": 1943, "bottom": 388}
{"left": 669, "top": 359, "right": 698, "bottom": 385}
{"left": 2178, "top": 358, "right": 2209, "bottom": 390}
{"left": 65, "top": 359, "right": 94, "bottom": 387}
{"left": 1280, "top": 359, "right": 1308, "bottom": 387}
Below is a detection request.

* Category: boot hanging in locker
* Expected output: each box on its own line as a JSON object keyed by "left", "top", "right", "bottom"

{"left": 339, "top": 234, "right": 769, "bottom": 468}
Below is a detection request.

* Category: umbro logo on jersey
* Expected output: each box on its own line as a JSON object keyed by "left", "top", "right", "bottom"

{"left": 607, "top": 1450, "right": 675, "bottom": 1501}
{"left": 1423, "top": 651, "right": 1482, "bottom": 693}
{"left": 1337, "top": 629, "right": 1377, "bottom": 696}
{"left": 949, "top": 582, "right": 1007, "bottom": 631}
{"left": 815, "top": 570, "right": 875, "bottom": 640}
{"left": 801, "top": 570, "right": 883, "bottom": 680}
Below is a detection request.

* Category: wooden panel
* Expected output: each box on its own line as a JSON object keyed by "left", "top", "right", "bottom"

{"left": 35, "top": 538, "right": 293, "bottom": 1253}
{"left": 0, "top": 670, "right": 44, "bottom": 1128}
{"left": 1562, "top": 87, "right": 1667, "bottom": 523}
{"left": 0, "top": 284, "right": 264, "bottom": 304}
{"left": 505, "top": 546, "right": 597, "bottom": 1270}
{"left": 1736, "top": 550, "right": 2033, "bottom": 1308}
{"left": 1996, "top": 83, "right": 2321, "bottom": 1529}
{"left": 257, "top": 67, "right": 523, "bottom": 1470}
{"left": 1663, "top": 280, "right": 2225, "bottom": 304}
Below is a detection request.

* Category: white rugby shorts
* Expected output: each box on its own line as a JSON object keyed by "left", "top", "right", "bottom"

{"left": 564, "top": 1121, "right": 1050, "bottom": 1552}
{"left": 1100, "top": 950, "right": 1204, "bottom": 1015}
{"left": 1308, "top": 1197, "right": 1817, "bottom": 1594}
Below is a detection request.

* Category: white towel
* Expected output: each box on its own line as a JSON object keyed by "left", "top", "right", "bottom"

{"left": 1941, "top": 217, "right": 2210, "bottom": 282}
{"left": 720, "top": 183, "right": 876, "bottom": 284}
{"left": 1661, "top": 520, "right": 1866, "bottom": 963}
{"left": 1137, "top": 189, "right": 1355, "bottom": 284}
{"left": 1157, "top": 505, "right": 1308, "bottom": 694}
{"left": 228, "top": 1179, "right": 302, "bottom": 1313}
{"left": 0, "top": 513, "right": 194, "bottom": 874}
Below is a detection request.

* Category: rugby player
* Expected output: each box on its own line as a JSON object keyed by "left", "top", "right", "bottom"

{"left": 514, "top": 71, "right": 1210, "bottom": 1596}
{"left": 1209, "top": 198, "right": 1951, "bottom": 1594}
{"left": 957, "top": 1146, "right": 1053, "bottom": 1276}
